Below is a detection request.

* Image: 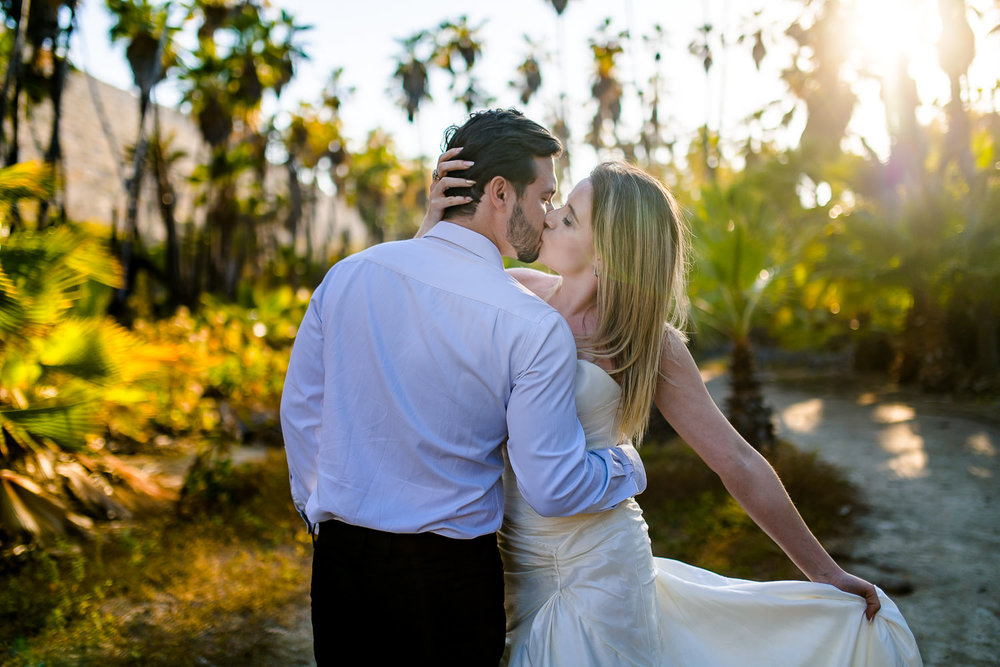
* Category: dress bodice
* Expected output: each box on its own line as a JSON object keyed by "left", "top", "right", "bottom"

{"left": 501, "top": 359, "right": 627, "bottom": 525}
{"left": 574, "top": 359, "right": 622, "bottom": 449}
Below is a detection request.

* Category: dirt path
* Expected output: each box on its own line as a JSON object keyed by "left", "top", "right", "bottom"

{"left": 708, "top": 373, "right": 1000, "bottom": 667}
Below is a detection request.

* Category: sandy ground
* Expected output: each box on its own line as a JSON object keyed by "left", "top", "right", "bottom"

{"left": 711, "top": 373, "right": 1000, "bottom": 667}
{"left": 278, "top": 373, "right": 1000, "bottom": 666}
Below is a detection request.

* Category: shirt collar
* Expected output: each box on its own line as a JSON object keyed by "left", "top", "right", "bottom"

{"left": 423, "top": 221, "right": 504, "bottom": 269}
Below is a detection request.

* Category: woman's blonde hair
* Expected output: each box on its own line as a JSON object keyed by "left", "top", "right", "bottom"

{"left": 580, "top": 161, "right": 689, "bottom": 446}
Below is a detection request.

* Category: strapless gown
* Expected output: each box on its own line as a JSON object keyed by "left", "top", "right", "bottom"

{"left": 498, "top": 360, "right": 922, "bottom": 666}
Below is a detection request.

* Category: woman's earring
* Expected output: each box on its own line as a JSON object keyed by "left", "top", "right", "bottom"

{"left": 593, "top": 266, "right": 598, "bottom": 277}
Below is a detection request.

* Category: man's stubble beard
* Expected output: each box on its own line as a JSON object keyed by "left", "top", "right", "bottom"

{"left": 506, "top": 202, "right": 542, "bottom": 263}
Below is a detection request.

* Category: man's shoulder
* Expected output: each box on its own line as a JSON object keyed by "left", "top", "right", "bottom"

{"left": 325, "top": 240, "right": 558, "bottom": 324}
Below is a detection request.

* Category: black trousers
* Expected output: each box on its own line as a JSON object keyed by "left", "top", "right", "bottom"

{"left": 311, "top": 519, "right": 505, "bottom": 666}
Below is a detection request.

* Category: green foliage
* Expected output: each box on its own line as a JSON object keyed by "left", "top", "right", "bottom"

{"left": 106, "top": 0, "right": 181, "bottom": 94}
{"left": 344, "top": 130, "right": 428, "bottom": 243}
{"left": 0, "top": 165, "right": 175, "bottom": 547}
{"left": 113, "top": 286, "right": 308, "bottom": 446}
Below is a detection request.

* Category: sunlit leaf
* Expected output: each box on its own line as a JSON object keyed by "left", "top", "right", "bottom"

{"left": 0, "top": 402, "right": 95, "bottom": 450}
{"left": 0, "top": 161, "right": 54, "bottom": 204}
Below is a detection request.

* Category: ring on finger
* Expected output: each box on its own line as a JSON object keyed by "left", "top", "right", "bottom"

{"left": 432, "top": 169, "right": 440, "bottom": 181}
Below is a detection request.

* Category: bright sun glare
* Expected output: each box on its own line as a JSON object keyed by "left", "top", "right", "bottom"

{"left": 849, "top": 0, "right": 939, "bottom": 73}
{"left": 836, "top": 0, "right": 948, "bottom": 156}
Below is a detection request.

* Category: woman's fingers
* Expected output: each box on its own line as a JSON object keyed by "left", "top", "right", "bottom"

{"left": 431, "top": 176, "right": 475, "bottom": 199}
{"left": 434, "top": 195, "right": 474, "bottom": 207}
{"left": 438, "top": 146, "right": 464, "bottom": 165}
{"left": 863, "top": 587, "right": 881, "bottom": 622}
{"left": 438, "top": 176, "right": 475, "bottom": 189}
{"left": 436, "top": 159, "right": 474, "bottom": 177}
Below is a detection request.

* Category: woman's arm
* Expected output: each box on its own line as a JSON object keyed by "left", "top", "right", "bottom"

{"left": 653, "top": 330, "right": 881, "bottom": 620}
{"left": 415, "top": 147, "right": 475, "bottom": 238}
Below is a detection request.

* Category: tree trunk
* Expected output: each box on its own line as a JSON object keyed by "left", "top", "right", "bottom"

{"left": 284, "top": 156, "right": 302, "bottom": 247}
{"left": 152, "top": 107, "right": 181, "bottom": 307}
{"left": 0, "top": 0, "right": 30, "bottom": 164}
{"left": 4, "top": 72, "right": 23, "bottom": 168}
{"left": 898, "top": 286, "right": 956, "bottom": 392}
{"left": 111, "top": 22, "right": 170, "bottom": 316}
{"left": 38, "top": 6, "right": 75, "bottom": 225}
{"left": 974, "top": 297, "right": 999, "bottom": 378}
{"left": 725, "top": 338, "right": 776, "bottom": 452}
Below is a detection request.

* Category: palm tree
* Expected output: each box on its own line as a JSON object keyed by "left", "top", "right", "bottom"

{"left": 392, "top": 32, "right": 431, "bottom": 124}
{"left": 685, "top": 158, "right": 819, "bottom": 451}
{"left": 281, "top": 69, "right": 350, "bottom": 257}
{"left": 435, "top": 16, "right": 490, "bottom": 113}
{"left": 0, "top": 0, "right": 31, "bottom": 172}
{"left": 105, "top": 0, "right": 179, "bottom": 313}
{"left": 586, "top": 20, "right": 625, "bottom": 151}
{"left": 936, "top": 0, "right": 975, "bottom": 182}
{"left": 180, "top": 0, "right": 307, "bottom": 299}
{"left": 781, "top": 1, "right": 857, "bottom": 165}
{"left": 0, "top": 0, "right": 78, "bottom": 222}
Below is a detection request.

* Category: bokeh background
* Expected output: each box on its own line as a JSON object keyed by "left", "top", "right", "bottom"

{"left": 0, "top": 0, "right": 998, "bottom": 664}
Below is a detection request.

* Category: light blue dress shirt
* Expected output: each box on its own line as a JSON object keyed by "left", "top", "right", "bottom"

{"left": 280, "top": 222, "right": 646, "bottom": 539}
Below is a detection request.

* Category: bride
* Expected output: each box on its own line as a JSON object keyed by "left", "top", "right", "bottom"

{"left": 424, "top": 151, "right": 921, "bottom": 666}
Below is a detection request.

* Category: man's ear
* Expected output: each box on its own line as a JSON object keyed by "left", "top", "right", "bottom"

{"left": 484, "top": 176, "right": 512, "bottom": 211}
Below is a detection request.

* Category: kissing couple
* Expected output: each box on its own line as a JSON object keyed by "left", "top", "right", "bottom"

{"left": 281, "top": 109, "right": 921, "bottom": 666}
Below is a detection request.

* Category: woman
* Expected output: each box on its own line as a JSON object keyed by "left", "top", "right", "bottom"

{"left": 424, "top": 151, "right": 921, "bottom": 666}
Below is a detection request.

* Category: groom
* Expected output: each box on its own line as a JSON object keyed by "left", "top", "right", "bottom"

{"left": 280, "top": 109, "right": 646, "bottom": 666}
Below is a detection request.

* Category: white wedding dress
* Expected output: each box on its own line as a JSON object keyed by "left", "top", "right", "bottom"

{"left": 498, "top": 360, "right": 922, "bottom": 666}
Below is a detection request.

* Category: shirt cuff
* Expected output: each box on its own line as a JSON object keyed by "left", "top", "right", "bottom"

{"left": 613, "top": 443, "right": 646, "bottom": 495}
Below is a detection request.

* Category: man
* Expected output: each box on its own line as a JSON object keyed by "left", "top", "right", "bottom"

{"left": 280, "top": 109, "right": 645, "bottom": 666}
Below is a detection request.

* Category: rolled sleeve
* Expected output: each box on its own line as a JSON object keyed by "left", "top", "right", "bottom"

{"left": 506, "top": 311, "right": 645, "bottom": 517}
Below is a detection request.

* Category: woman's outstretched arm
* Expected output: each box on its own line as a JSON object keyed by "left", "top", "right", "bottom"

{"left": 652, "top": 329, "right": 881, "bottom": 620}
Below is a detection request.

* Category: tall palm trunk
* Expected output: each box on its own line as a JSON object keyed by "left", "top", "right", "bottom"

{"left": 0, "top": 0, "right": 30, "bottom": 168}
{"left": 899, "top": 285, "right": 956, "bottom": 392}
{"left": 112, "top": 21, "right": 171, "bottom": 316}
{"left": 37, "top": 4, "right": 75, "bottom": 225}
{"left": 725, "top": 338, "right": 775, "bottom": 452}
{"left": 151, "top": 106, "right": 181, "bottom": 307}
{"left": 974, "top": 299, "right": 999, "bottom": 378}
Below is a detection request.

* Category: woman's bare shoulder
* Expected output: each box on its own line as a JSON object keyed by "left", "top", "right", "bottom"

{"left": 657, "top": 324, "right": 695, "bottom": 378}
{"left": 506, "top": 267, "right": 561, "bottom": 299}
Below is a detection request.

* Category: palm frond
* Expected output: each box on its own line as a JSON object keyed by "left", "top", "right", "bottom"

{"left": 0, "top": 161, "right": 54, "bottom": 204}
{"left": 0, "top": 402, "right": 95, "bottom": 450}
{"left": 55, "top": 459, "right": 131, "bottom": 520}
{"left": 0, "top": 470, "right": 93, "bottom": 539}
{"left": 38, "top": 318, "right": 120, "bottom": 383}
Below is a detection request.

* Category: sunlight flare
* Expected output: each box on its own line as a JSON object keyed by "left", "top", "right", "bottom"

{"left": 873, "top": 404, "right": 916, "bottom": 424}
{"left": 879, "top": 423, "right": 928, "bottom": 479}
{"left": 966, "top": 432, "right": 996, "bottom": 458}
{"left": 780, "top": 398, "right": 825, "bottom": 434}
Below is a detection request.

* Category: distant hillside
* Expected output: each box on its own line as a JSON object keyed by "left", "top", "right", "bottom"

{"left": 18, "top": 70, "right": 365, "bottom": 253}
{"left": 19, "top": 70, "right": 203, "bottom": 239}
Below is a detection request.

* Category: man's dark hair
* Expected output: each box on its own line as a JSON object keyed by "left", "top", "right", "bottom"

{"left": 440, "top": 109, "right": 562, "bottom": 219}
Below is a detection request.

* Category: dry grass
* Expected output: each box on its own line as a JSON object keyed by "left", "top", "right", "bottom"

{"left": 0, "top": 450, "right": 314, "bottom": 666}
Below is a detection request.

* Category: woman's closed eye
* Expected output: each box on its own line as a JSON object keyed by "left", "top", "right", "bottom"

{"left": 562, "top": 215, "right": 573, "bottom": 227}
